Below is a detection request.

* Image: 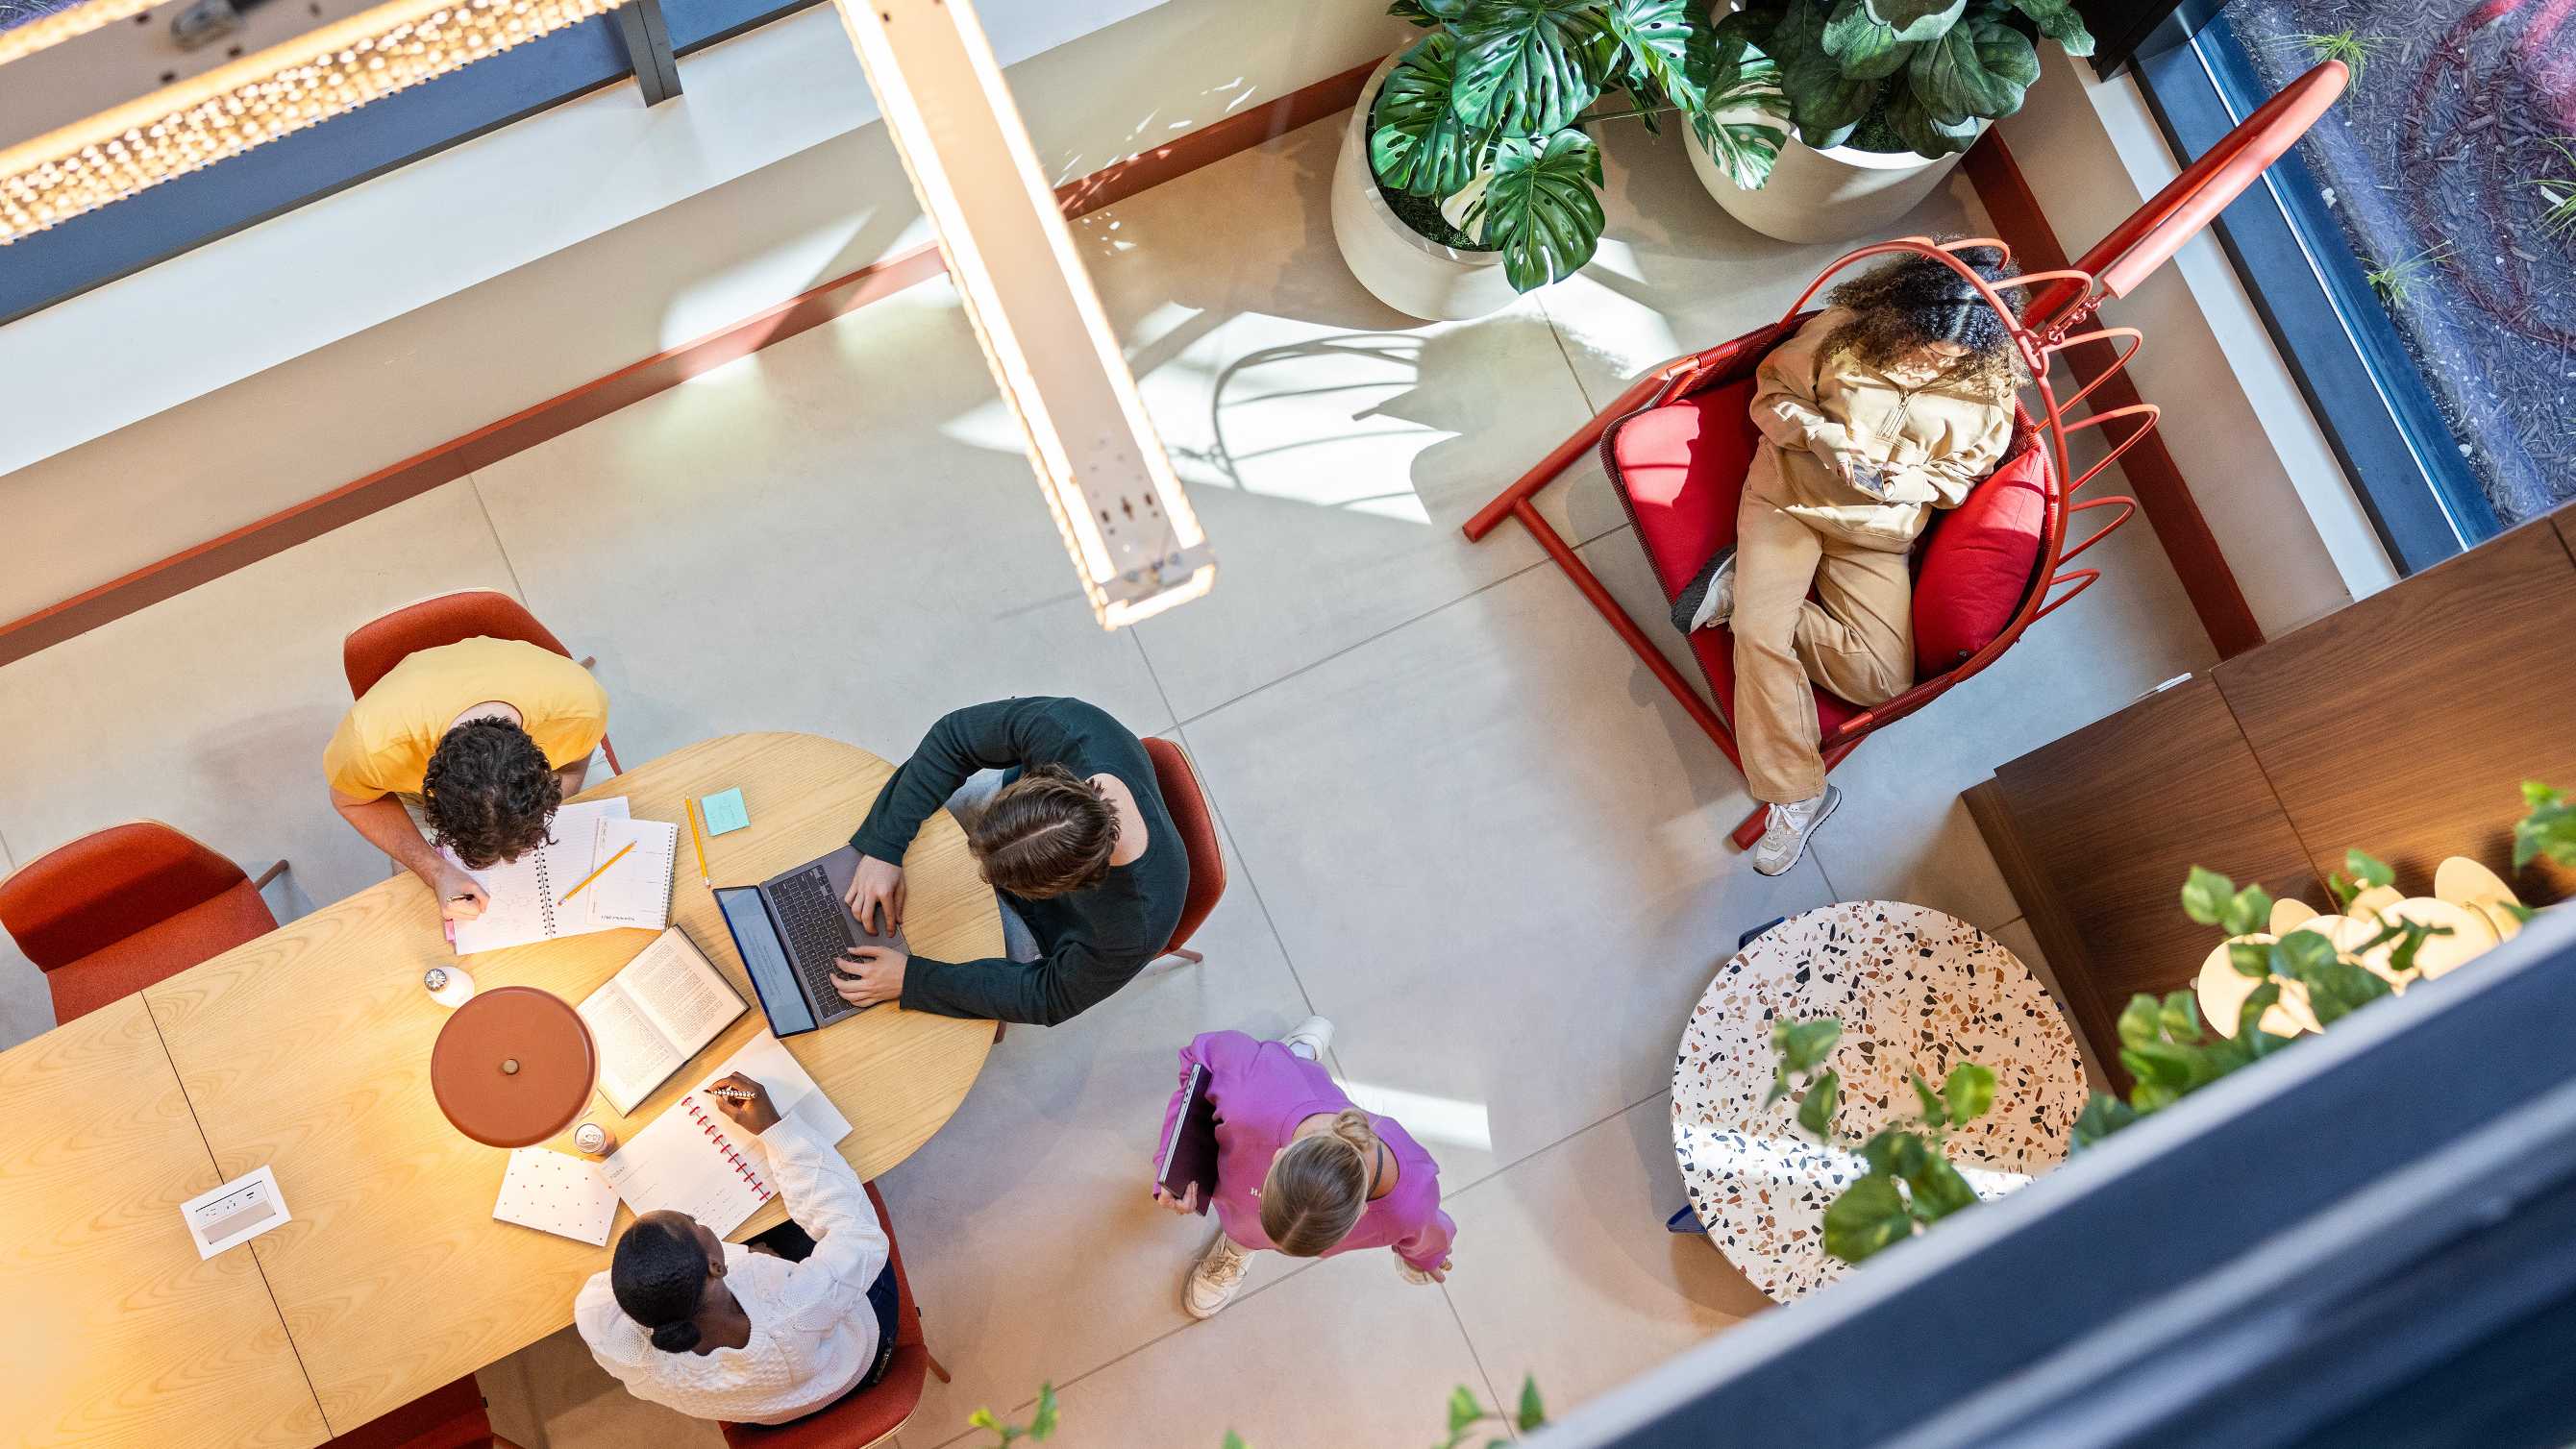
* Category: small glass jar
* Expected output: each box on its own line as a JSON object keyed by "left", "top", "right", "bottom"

{"left": 574, "top": 1121, "right": 614, "bottom": 1156}
{"left": 423, "top": 966, "right": 476, "bottom": 1008}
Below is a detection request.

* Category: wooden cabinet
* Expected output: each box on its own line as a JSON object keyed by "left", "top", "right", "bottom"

{"left": 1971, "top": 505, "right": 2576, "bottom": 1083}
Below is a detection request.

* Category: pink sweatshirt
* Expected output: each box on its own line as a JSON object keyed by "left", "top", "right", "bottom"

{"left": 1157, "top": 1031, "right": 1454, "bottom": 1271}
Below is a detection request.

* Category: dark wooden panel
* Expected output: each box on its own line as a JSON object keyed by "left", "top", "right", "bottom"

{"left": 1982, "top": 677, "right": 2320, "bottom": 1084}
{"left": 2213, "top": 518, "right": 2576, "bottom": 906}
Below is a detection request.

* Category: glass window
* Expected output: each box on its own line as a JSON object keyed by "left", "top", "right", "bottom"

{"left": 2207, "top": 1, "right": 2574, "bottom": 534}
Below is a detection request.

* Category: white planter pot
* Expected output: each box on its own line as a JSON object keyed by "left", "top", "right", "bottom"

{"left": 1687, "top": 123, "right": 1976, "bottom": 244}
{"left": 1329, "top": 54, "right": 1519, "bottom": 322}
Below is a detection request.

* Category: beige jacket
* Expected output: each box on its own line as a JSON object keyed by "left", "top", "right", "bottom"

{"left": 1745, "top": 308, "right": 2015, "bottom": 551}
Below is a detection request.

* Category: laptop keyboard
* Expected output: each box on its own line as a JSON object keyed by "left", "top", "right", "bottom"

{"left": 772, "top": 866, "right": 857, "bottom": 1021}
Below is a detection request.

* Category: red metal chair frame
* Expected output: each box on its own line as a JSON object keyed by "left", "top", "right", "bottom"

{"left": 1462, "top": 62, "right": 2348, "bottom": 848}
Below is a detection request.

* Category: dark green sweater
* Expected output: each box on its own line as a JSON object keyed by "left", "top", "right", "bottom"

{"left": 849, "top": 698, "right": 1187, "bottom": 1026}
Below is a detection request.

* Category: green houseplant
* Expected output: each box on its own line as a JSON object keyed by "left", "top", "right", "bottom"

{"left": 1335, "top": 0, "right": 1792, "bottom": 314}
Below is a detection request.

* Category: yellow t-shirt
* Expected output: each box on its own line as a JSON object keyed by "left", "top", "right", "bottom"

{"left": 323, "top": 637, "right": 609, "bottom": 799}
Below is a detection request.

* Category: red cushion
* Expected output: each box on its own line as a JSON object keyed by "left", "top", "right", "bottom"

{"left": 43, "top": 879, "right": 278, "bottom": 1025}
{"left": 0, "top": 822, "right": 249, "bottom": 970}
{"left": 344, "top": 590, "right": 573, "bottom": 700}
{"left": 1604, "top": 379, "right": 1863, "bottom": 737}
{"left": 1142, "top": 738, "right": 1223, "bottom": 956}
{"left": 320, "top": 1375, "right": 496, "bottom": 1449}
{"left": 1911, "top": 444, "right": 2048, "bottom": 674}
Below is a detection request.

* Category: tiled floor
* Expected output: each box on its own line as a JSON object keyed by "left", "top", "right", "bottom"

{"left": 0, "top": 105, "right": 2210, "bottom": 1448}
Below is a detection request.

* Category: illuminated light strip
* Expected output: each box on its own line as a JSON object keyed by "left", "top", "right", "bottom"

{"left": 0, "top": 0, "right": 632, "bottom": 243}
{"left": 830, "top": 0, "right": 1213, "bottom": 629}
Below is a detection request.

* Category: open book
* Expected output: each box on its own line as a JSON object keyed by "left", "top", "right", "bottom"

{"left": 577, "top": 927, "right": 747, "bottom": 1115}
{"left": 599, "top": 1033, "right": 854, "bottom": 1239}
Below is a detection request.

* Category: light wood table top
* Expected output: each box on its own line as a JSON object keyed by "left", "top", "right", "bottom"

{"left": 0, "top": 995, "right": 331, "bottom": 1448}
{"left": 141, "top": 731, "right": 1000, "bottom": 1437}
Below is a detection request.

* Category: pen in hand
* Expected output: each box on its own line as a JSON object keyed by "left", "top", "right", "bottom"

{"left": 706, "top": 1085, "right": 756, "bottom": 1104}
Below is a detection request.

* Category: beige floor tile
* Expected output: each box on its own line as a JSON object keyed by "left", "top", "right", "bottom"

{"left": 870, "top": 814, "right": 1324, "bottom": 1442}
{"left": 1075, "top": 114, "right": 1619, "bottom": 722}
{"left": 476, "top": 1323, "right": 726, "bottom": 1449}
{"left": 1439, "top": 1095, "right": 1770, "bottom": 1417}
{"left": 1178, "top": 531, "right": 1837, "bottom": 1189}
{"left": 0, "top": 481, "right": 519, "bottom": 1051}
{"left": 470, "top": 281, "right": 1174, "bottom": 774}
{"left": 0, "top": 834, "right": 46, "bottom": 1049}
{"left": 1037, "top": 1243, "right": 1495, "bottom": 1449}
{"left": 1532, "top": 120, "right": 1991, "bottom": 415}
{"left": 1991, "top": 916, "right": 2111, "bottom": 1096}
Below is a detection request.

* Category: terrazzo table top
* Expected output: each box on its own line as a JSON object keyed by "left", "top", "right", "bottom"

{"left": 1672, "top": 901, "right": 2088, "bottom": 1301}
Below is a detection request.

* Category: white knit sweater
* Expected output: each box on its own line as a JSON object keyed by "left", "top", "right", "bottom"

{"left": 575, "top": 1116, "right": 891, "bottom": 1425}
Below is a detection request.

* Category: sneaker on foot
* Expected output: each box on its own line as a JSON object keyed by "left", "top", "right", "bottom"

{"left": 1184, "top": 1234, "right": 1251, "bottom": 1318}
{"left": 1281, "top": 1015, "right": 1335, "bottom": 1061}
{"left": 1669, "top": 548, "right": 1737, "bottom": 635}
{"left": 1750, "top": 786, "right": 1841, "bottom": 876}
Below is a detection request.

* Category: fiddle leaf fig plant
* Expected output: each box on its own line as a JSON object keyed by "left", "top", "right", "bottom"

{"left": 1715, "top": 0, "right": 2092, "bottom": 162}
{"left": 1371, "top": 0, "right": 1790, "bottom": 291}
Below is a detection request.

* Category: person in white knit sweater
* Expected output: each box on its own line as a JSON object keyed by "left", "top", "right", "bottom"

{"left": 575, "top": 1074, "right": 898, "bottom": 1426}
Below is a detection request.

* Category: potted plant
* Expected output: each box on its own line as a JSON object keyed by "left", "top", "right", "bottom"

{"left": 1689, "top": 0, "right": 2095, "bottom": 243}
{"left": 1331, "top": 0, "right": 1792, "bottom": 321}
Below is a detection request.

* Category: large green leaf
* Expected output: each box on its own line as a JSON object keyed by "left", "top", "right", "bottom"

{"left": 1371, "top": 35, "right": 1493, "bottom": 198}
{"left": 2516, "top": 780, "right": 2576, "bottom": 867}
{"left": 1866, "top": 0, "right": 1966, "bottom": 39}
{"left": 1821, "top": 1173, "right": 1913, "bottom": 1263}
{"left": 2005, "top": 0, "right": 2093, "bottom": 56}
{"left": 1468, "top": 129, "right": 1607, "bottom": 292}
{"left": 1904, "top": 1151, "right": 1978, "bottom": 1220}
{"left": 1773, "top": 0, "right": 1881, "bottom": 148}
{"left": 1797, "top": 1068, "right": 1841, "bottom": 1137}
{"left": 1905, "top": 12, "right": 2039, "bottom": 124}
{"left": 1389, "top": 0, "right": 1474, "bottom": 24}
{"left": 1941, "top": 1062, "right": 1995, "bottom": 1123}
{"left": 1773, "top": 1016, "right": 1843, "bottom": 1072}
{"left": 1452, "top": 0, "right": 1605, "bottom": 135}
{"left": 1821, "top": 0, "right": 1909, "bottom": 81}
{"left": 1602, "top": 0, "right": 1705, "bottom": 109}
{"left": 2070, "top": 1093, "right": 2137, "bottom": 1149}
{"left": 1688, "top": 42, "right": 1793, "bottom": 189}
{"left": 2180, "top": 866, "right": 2236, "bottom": 926}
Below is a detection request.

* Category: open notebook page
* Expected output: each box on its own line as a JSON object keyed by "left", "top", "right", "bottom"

{"left": 446, "top": 798, "right": 631, "bottom": 953}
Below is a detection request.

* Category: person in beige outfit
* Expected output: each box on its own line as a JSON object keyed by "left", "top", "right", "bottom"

{"left": 1672, "top": 248, "right": 2021, "bottom": 875}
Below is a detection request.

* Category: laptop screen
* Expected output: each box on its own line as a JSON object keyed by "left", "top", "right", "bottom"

{"left": 714, "top": 886, "right": 815, "bottom": 1037}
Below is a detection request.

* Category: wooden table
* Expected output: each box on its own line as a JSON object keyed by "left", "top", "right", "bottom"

{"left": 1670, "top": 902, "right": 2086, "bottom": 1301}
{"left": 136, "top": 732, "right": 1000, "bottom": 1440}
{"left": 0, "top": 996, "right": 330, "bottom": 1448}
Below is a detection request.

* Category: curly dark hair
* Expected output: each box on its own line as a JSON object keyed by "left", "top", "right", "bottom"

{"left": 421, "top": 717, "right": 562, "bottom": 870}
{"left": 611, "top": 1213, "right": 710, "bottom": 1354}
{"left": 1822, "top": 245, "right": 2024, "bottom": 401}
{"left": 965, "top": 762, "right": 1119, "bottom": 900}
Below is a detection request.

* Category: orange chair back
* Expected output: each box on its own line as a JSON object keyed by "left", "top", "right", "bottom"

{"left": 319, "top": 1373, "right": 513, "bottom": 1449}
{"left": 0, "top": 823, "right": 249, "bottom": 972}
{"left": 1142, "top": 737, "right": 1225, "bottom": 956}
{"left": 722, "top": 1182, "right": 930, "bottom": 1449}
{"left": 344, "top": 590, "right": 574, "bottom": 700}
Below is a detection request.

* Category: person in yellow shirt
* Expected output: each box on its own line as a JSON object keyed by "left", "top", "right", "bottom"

{"left": 324, "top": 637, "right": 610, "bottom": 926}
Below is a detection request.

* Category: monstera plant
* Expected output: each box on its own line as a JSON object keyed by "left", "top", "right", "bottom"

{"left": 1715, "top": 0, "right": 2094, "bottom": 161}
{"left": 1368, "top": 0, "right": 1794, "bottom": 292}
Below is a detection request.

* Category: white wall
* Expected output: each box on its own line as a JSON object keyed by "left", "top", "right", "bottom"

{"left": 0, "top": 0, "right": 1408, "bottom": 622}
{"left": 1998, "top": 48, "right": 2395, "bottom": 639}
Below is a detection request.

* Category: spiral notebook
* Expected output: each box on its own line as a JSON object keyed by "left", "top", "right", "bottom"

{"left": 598, "top": 1033, "right": 853, "bottom": 1238}
{"left": 445, "top": 799, "right": 678, "bottom": 953}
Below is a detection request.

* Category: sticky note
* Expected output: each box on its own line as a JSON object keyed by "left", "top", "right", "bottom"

{"left": 699, "top": 787, "right": 751, "bottom": 837}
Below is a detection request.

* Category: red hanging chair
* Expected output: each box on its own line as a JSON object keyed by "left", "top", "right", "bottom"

{"left": 1462, "top": 61, "right": 2349, "bottom": 850}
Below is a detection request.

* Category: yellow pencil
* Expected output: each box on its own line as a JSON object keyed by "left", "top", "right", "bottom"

{"left": 560, "top": 841, "right": 636, "bottom": 903}
{"left": 684, "top": 796, "right": 711, "bottom": 887}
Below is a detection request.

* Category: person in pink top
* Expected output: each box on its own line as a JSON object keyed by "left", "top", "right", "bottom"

{"left": 1152, "top": 1017, "right": 1455, "bottom": 1318}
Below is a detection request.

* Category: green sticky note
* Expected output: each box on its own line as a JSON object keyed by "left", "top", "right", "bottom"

{"left": 698, "top": 787, "right": 750, "bottom": 836}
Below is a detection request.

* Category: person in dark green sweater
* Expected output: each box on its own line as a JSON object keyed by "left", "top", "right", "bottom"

{"left": 831, "top": 697, "right": 1188, "bottom": 1027}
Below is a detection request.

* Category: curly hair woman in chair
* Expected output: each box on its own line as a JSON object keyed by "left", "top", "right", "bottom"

{"left": 1671, "top": 247, "right": 2023, "bottom": 876}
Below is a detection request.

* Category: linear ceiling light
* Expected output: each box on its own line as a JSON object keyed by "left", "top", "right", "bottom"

{"left": 829, "top": 0, "right": 1213, "bottom": 629}
{"left": 0, "top": 0, "right": 1214, "bottom": 629}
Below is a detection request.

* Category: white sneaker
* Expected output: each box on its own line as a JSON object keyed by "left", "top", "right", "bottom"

{"left": 1750, "top": 786, "right": 1841, "bottom": 877}
{"left": 1183, "top": 1234, "right": 1251, "bottom": 1318}
{"left": 1398, "top": 1260, "right": 1438, "bottom": 1286}
{"left": 1280, "top": 1015, "right": 1334, "bottom": 1062}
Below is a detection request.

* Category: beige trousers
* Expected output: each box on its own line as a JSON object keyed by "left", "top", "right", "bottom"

{"left": 1729, "top": 493, "right": 1916, "bottom": 803}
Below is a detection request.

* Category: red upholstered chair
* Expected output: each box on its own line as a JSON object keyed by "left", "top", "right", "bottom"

{"left": 721, "top": 1182, "right": 951, "bottom": 1449}
{"left": 342, "top": 589, "right": 623, "bottom": 774}
{"left": 0, "top": 823, "right": 285, "bottom": 1026}
{"left": 319, "top": 1374, "right": 523, "bottom": 1449}
{"left": 1142, "top": 737, "right": 1225, "bottom": 967}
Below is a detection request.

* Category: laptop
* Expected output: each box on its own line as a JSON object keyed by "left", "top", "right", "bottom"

{"left": 712, "top": 846, "right": 905, "bottom": 1038}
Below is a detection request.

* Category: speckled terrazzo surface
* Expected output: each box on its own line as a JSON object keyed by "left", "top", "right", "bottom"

{"left": 1672, "top": 901, "right": 2087, "bottom": 1301}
